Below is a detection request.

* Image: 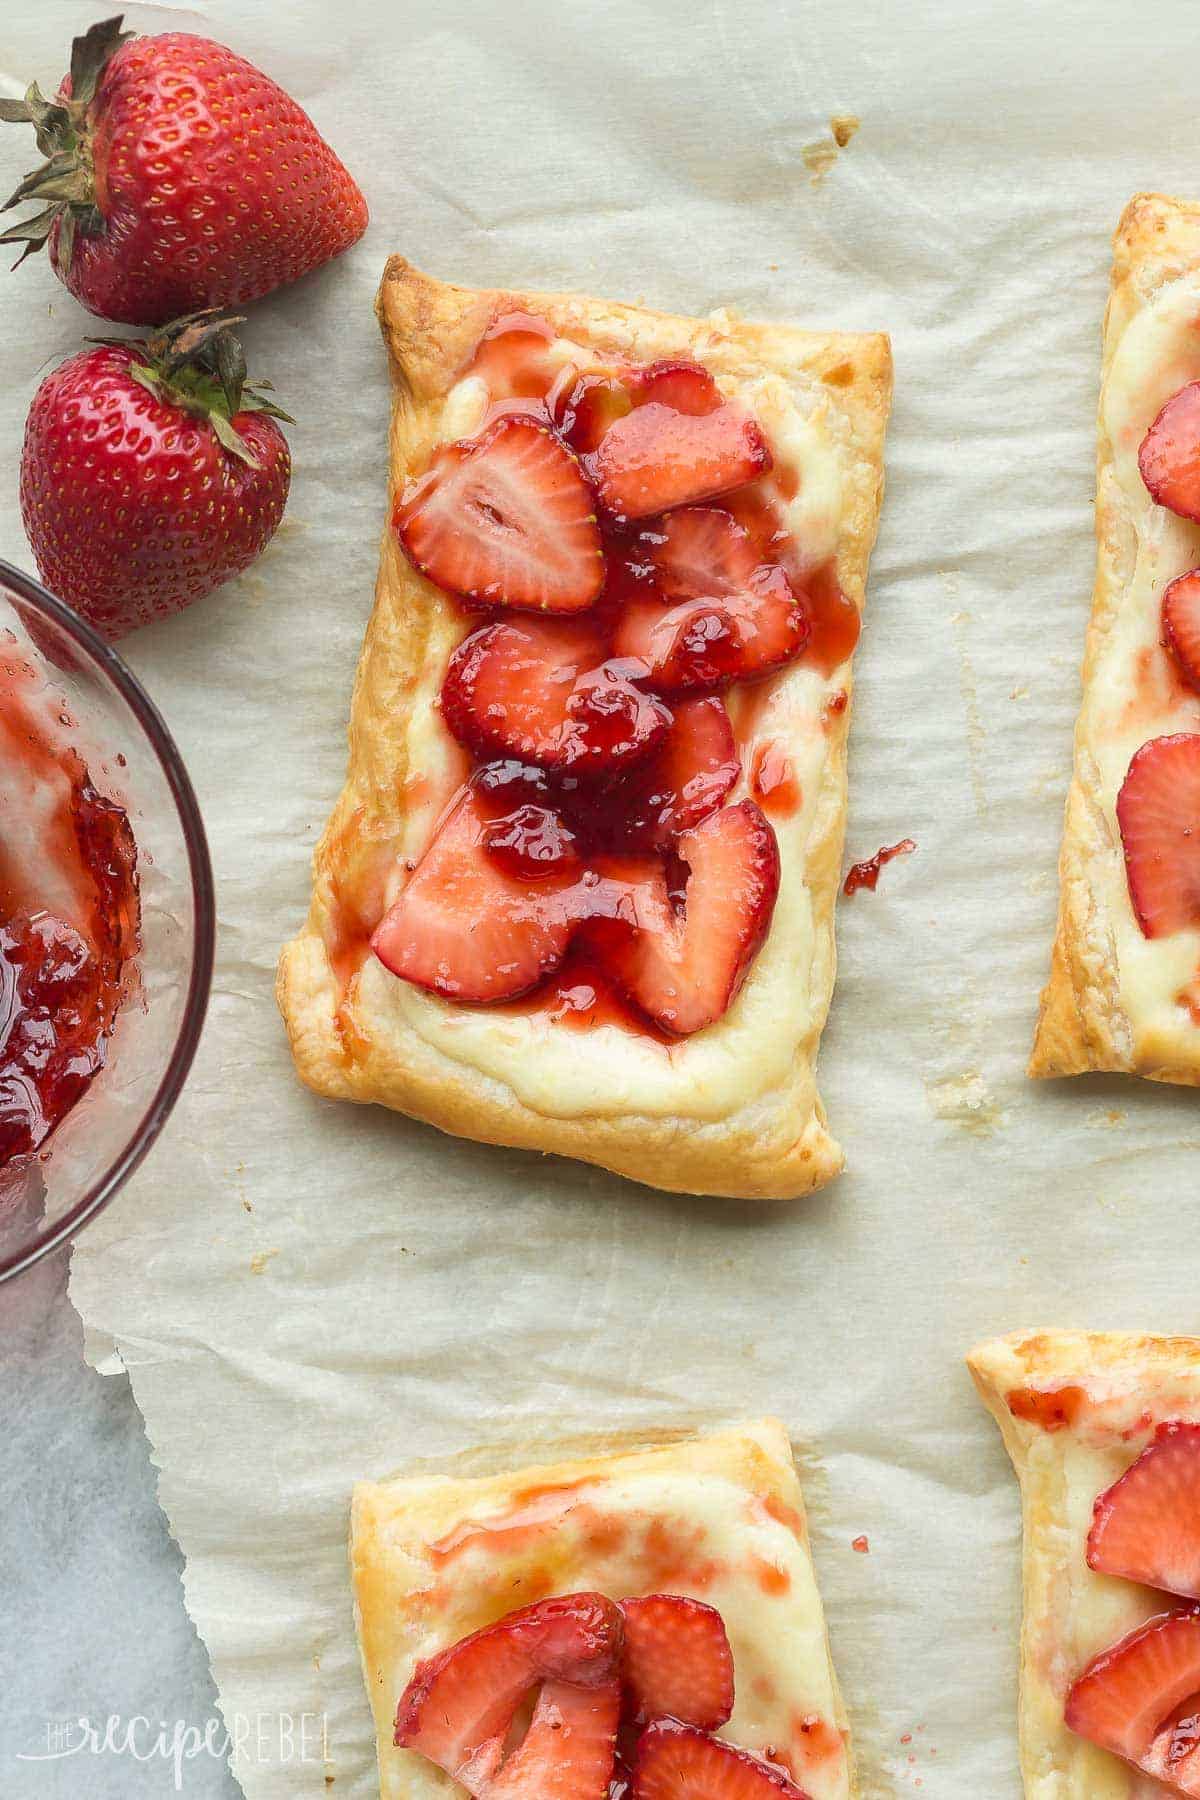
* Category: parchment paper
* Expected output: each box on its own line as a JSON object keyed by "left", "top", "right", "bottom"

{"left": 5, "top": 0, "right": 1200, "bottom": 1793}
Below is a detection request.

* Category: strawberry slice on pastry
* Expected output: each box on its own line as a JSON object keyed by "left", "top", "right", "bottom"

{"left": 1162, "top": 570, "right": 1200, "bottom": 694}
{"left": 1116, "top": 733, "right": 1200, "bottom": 939}
{"left": 483, "top": 1681, "right": 620, "bottom": 1800}
{"left": 612, "top": 509, "right": 809, "bottom": 691}
{"left": 631, "top": 1719, "right": 811, "bottom": 1800}
{"left": 597, "top": 801, "right": 780, "bottom": 1036}
{"left": 370, "top": 787, "right": 584, "bottom": 1002}
{"left": 1088, "top": 1422, "right": 1200, "bottom": 1598}
{"left": 619, "top": 697, "right": 740, "bottom": 849}
{"left": 1066, "top": 1609, "right": 1200, "bottom": 1795}
{"left": 619, "top": 1594, "right": 734, "bottom": 1729}
{"left": 441, "top": 617, "right": 671, "bottom": 776}
{"left": 628, "top": 361, "right": 725, "bottom": 415}
{"left": 394, "top": 1591, "right": 623, "bottom": 1792}
{"left": 395, "top": 415, "right": 604, "bottom": 612}
{"left": 591, "top": 385, "right": 771, "bottom": 520}
{"left": 1141, "top": 382, "right": 1200, "bottom": 523}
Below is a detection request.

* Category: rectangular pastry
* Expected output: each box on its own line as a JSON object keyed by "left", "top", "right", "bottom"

{"left": 276, "top": 261, "right": 891, "bottom": 1199}
{"left": 1031, "top": 193, "right": 1200, "bottom": 1083}
{"left": 971, "top": 1330, "right": 1200, "bottom": 1797}
{"left": 350, "top": 1419, "right": 855, "bottom": 1800}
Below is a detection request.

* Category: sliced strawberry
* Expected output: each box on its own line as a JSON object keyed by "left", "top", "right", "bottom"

{"left": 592, "top": 406, "right": 771, "bottom": 521}
{"left": 1065, "top": 1608, "right": 1200, "bottom": 1793}
{"left": 613, "top": 600, "right": 742, "bottom": 692}
{"left": 371, "top": 788, "right": 581, "bottom": 1002}
{"left": 394, "top": 1593, "right": 623, "bottom": 1790}
{"left": 486, "top": 1681, "right": 620, "bottom": 1800}
{"left": 481, "top": 801, "right": 583, "bottom": 883}
{"left": 613, "top": 576, "right": 807, "bottom": 692}
{"left": 394, "top": 415, "right": 604, "bottom": 612}
{"left": 1141, "top": 383, "right": 1200, "bottom": 523}
{"left": 442, "top": 618, "right": 671, "bottom": 774}
{"left": 650, "top": 506, "right": 777, "bottom": 600}
{"left": 620, "top": 699, "right": 740, "bottom": 847}
{"left": 629, "top": 361, "right": 723, "bottom": 416}
{"left": 1116, "top": 734, "right": 1200, "bottom": 939}
{"left": 620, "top": 1595, "right": 734, "bottom": 1729}
{"left": 612, "top": 510, "right": 809, "bottom": 690}
{"left": 1088, "top": 1423, "right": 1200, "bottom": 1597}
{"left": 598, "top": 802, "right": 780, "bottom": 1036}
{"left": 1163, "top": 571, "right": 1200, "bottom": 693}
{"left": 557, "top": 375, "right": 635, "bottom": 456}
{"left": 632, "top": 1720, "right": 811, "bottom": 1800}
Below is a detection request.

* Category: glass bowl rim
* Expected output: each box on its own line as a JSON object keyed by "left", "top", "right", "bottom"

{"left": 0, "top": 556, "right": 216, "bottom": 1282}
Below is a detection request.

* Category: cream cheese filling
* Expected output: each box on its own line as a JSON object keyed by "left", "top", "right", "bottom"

{"left": 1092, "top": 272, "right": 1200, "bottom": 1066}
{"left": 362, "top": 343, "right": 855, "bottom": 1123}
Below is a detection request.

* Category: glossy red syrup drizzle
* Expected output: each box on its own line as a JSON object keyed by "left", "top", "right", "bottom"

{"left": 0, "top": 640, "right": 139, "bottom": 1167}
{"left": 500, "top": 945, "right": 675, "bottom": 1045}
{"left": 386, "top": 316, "right": 854, "bottom": 1032}
{"left": 842, "top": 838, "right": 916, "bottom": 896}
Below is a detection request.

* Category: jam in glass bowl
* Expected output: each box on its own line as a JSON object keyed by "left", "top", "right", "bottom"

{"left": 0, "top": 558, "right": 214, "bottom": 1281}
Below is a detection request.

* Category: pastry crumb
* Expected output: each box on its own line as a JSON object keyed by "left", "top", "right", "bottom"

{"left": 802, "top": 117, "right": 860, "bottom": 186}
{"left": 249, "top": 1248, "right": 279, "bottom": 1275}
{"left": 925, "top": 1069, "right": 1005, "bottom": 1136}
{"left": 801, "top": 138, "right": 839, "bottom": 186}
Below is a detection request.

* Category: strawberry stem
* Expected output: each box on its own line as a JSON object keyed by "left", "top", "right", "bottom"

{"left": 0, "top": 15, "right": 132, "bottom": 275}
{"left": 98, "top": 310, "right": 294, "bottom": 467}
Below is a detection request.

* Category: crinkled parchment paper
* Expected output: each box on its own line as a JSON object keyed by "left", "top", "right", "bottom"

{"left": 4, "top": 0, "right": 1200, "bottom": 1793}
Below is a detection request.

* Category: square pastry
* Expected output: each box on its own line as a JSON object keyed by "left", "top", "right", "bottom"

{"left": 1031, "top": 193, "right": 1200, "bottom": 1083}
{"left": 351, "top": 1419, "right": 855, "bottom": 1800}
{"left": 278, "top": 262, "right": 891, "bottom": 1198}
{"left": 971, "top": 1330, "right": 1200, "bottom": 1797}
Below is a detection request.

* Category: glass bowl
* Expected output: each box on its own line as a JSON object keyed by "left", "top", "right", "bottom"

{"left": 0, "top": 558, "right": 214, "bottom": 1281}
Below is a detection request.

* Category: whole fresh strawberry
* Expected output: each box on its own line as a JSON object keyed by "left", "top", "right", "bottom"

{"left": 0, "top": 14, "right": 368, "bottom": 324}
{"left": 21, "top": 310, "right": 292, "bottom": 637}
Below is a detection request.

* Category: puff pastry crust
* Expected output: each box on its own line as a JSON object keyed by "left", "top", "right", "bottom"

{"left": 1031, "top": 194, "right": 1200, "bottom": 1083}
{"left": 970, "top": 1329, "right": 1200, "bottom": 1797}
{"left": 351, "top": 1419, "right": 856, "bottom": 1800}
{"left": 276, "top": 260, "right": 891, "bottom": 1199}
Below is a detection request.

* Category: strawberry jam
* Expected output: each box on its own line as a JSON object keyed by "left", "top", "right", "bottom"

{"left": 0, "top": 646, "right": 139, "bottom": 1167}
{"left": 842, "top": 838, "right": 916, "bottom": 896}
{"left": 381, "top": 312, "right": 855, "bottom": 1034}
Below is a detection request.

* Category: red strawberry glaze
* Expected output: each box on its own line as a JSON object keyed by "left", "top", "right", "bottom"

{"left": 791, "top": 1715, "right": 845, "bottom": 1770}
{"left": 1118, "top": 642, "right": 1200, "bottom": 733}
{"left": 501, "top": 949, "right": 677, "bottom": 1046}
{"left": 1006, "top": 1385, "right": 1088, "bottom": 1431}
{"left": 842, "top": 839, "right": 916, "bottom": 896}
{"left": 750, "top": 744, "right": 801, "bottom": 819}
{"left": 381, "top": 313, "right": 857, "bottom": 1037}
{"left": 0, "top": 642, "right": 139, "bottom": 1168}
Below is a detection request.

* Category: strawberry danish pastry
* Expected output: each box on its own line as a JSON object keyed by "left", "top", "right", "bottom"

{"left": 972, "top": 1331, "right": 1200, "bottom": 1797}
{"left": 277, "top": 262, "right": 891, "bottom": 1196}
{"left": 351, "top": 1420, "right": 856, "bottom": 1800}
{"left": 1032, "top": 194, "right": 1200, "bottom": 1083}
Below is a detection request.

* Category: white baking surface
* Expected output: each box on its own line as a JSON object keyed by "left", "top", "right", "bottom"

{"left": 3, "top": 0, "right": 1199, "bottom": 1795}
